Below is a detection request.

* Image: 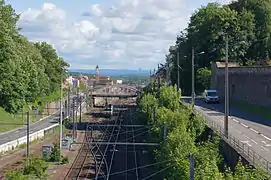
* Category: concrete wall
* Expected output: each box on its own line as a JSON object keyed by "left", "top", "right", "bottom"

{"left": 212, "top": 64, "right": 271, "bottom": 107}
{"left": 0, "top": 103, "right": 86, "bottom": 154}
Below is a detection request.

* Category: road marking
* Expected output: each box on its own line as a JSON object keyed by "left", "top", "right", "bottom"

{"left": 260, "top": 134, "right": 271, "bottom": 141}
{"left": 249, "top": 128, "right": 259, "bottom": 134}
{"left": 241, "top": 141, "right": 252, "bottom": 147}
{"left": 251, "top": 139, "right": 258, "bottom": 144}
{"left": 240, "top": 123, "right": 248, "bottom": 128}
{"left": 232, "top": 118, "right": 239, "bottom": 123}
{"left": 244, "top": 135, "right": 250, "bottom": 140}
{"left": 261, "top": 146, "right": 270, "bottom": 151}
{"left": 236, "top": 130, "right": 242, "bottom": 134}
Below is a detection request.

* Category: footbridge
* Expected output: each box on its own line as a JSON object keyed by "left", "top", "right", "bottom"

{"left": 90, "top": 85, "right": 138, "bottom": 107}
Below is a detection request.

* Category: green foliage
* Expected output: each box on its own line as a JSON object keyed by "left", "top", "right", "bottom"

{"left": 196, "top": 68, "right": 211, "bottom": 91}
{"left": 166, "top": 0, "right": 271, "bottom": 95}
{"left": 23, "top": 158, "right": 48, "bottom": 179}
{"left": 61, "top": 156, "right": 69, "bottom": 164}
{"left": 157, "top": 85, "right": 181, "bottom": 111}
{"left": 0, "top": 2, "right": 69, "bottom": 113}
{"left": 138, "top": 85, "right": 270, "bottom": 179}
{"left": 6, "top": 171, "right": 34, "bottom": 180}
{"left": 6, "top": 157, "right": 49, "bottom": 180}
{"left": 50, "top": 143, "right": 61, "bottom": 162}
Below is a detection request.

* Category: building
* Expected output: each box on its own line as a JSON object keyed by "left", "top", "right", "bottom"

{"left": 72, "top": 79, "right": 80, "bottom": 88}
{"left": 66, "top": 76, "right": 73, "bottom": 85}
{"left": 116, "top": 80, "right": 123, "bottom": 84}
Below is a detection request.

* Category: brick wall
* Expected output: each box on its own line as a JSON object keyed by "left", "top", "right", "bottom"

{"left": 212, "top": 63, "right": 271, "bottom": 107}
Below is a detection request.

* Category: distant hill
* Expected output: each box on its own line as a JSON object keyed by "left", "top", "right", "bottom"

{"left": 68, "top": 69, "right": 150, "bottom": 77}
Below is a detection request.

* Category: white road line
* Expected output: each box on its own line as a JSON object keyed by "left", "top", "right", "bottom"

{"left": 251, "top": 139, "right": 258, "bottom": 144}
{"left": 261, "top": 146, "right": 270, "bottom": 152}
{"left": 241, "top": 141, "right": 252, "bottom": 147}
{"left": 244, "top": 135, "right": 250, "bottom": 140}
{"left": 240, "top": 123, "right": 248, "bottom": 128}
{"left": 236, "top": 130, "right": 242, "bottom": 134}
{"left": 260, "top": 134, "right": 271, "bottom": 141}
{"left": 249, "top": 128, "right": 259, "bottom": 134}
{"left": 232, "top": 118, "right": 239, "bottom": 123}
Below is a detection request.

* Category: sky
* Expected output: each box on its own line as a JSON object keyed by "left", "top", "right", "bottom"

{"left": 5, "top": 0, "right": 232, "bottom": 70}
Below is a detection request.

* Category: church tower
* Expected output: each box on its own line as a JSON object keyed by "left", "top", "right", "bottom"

{"left": 95, "top": 65, "right": 100, "bottom": 83}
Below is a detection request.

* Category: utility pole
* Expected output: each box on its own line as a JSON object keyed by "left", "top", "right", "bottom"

{"left": 79, "top": 97, "right": 82, "bottom": 123}
{"left": 72, "top": 99, "right": 75, "bottom": 142}
{"left": 191, "top": 47, "right": 195, "bottom": 108}
{"left": 224, "top": 34, "right": 229, "bottom": 138}
{"left": 59, "top": 74, "right": 63, "bottom": 151}
{"left": 26, "top": 112, "right": 30, "bottom": 160}
{"left": 67, "top": 86, "right": 70, "bottom": 118}
{"left": 177, "top": 52, "right": 180, "bottom": 91}
{"left": 75, "top": 97, "right": 78, "bottom": 140}
{"left": 189, "top": 153, "right": 195, "bottom": 180}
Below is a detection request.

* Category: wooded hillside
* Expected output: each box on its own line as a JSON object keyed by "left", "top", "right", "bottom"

{"left": 0, "top": 1, "right": 69, "bottom": 113}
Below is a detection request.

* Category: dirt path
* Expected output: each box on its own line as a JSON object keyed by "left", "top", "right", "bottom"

{"left": 0, "top": 128, "right": 60, "bottom": 178}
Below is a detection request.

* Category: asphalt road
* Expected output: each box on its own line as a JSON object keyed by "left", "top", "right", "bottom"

{"left": 183, "top": 97, "right": 271, "bottom": 164}
{"left": 0, "top": 95, "right": 78, "bottom": 146}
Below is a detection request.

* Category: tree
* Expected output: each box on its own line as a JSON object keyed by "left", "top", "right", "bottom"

{"left": 0, "top": 1, "right": 69, "bottom": 113}
{"left": 167, "top": 2, "right": 256, "bottom": 95}
{"left": 196, "top": 67, "right": 211, "bottom": 91}
{"left": 230, "top": 0, "right": 271, "bottom": 60}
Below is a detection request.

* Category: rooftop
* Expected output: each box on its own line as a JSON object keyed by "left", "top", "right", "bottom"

{"left": 216, "top": 61, "right": 239, "bottom": 68}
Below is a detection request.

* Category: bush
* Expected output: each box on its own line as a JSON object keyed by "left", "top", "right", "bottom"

{"left": 61, "top": 156, "right": 69, "bottom": 164}
{"left": 50, "top": 143, "right": 61, "bottom": 162}
{"left": 6, "top": 157, "right": 48, "bottom": 180}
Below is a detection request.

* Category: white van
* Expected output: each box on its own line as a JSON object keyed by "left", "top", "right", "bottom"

{"left": 204, "top": 89, "right": 219, "bottom": 103}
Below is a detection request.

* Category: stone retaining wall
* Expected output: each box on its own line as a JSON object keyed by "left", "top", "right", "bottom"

{"left": 211, "top": 62, "right": 271, "bottom": 107}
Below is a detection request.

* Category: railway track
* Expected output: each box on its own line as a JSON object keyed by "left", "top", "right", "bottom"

{"left": 64, "top": 100, "right": 126, "bottom": 180}
{"left": 64, "top": 125, "right": 91, "bottom": 179}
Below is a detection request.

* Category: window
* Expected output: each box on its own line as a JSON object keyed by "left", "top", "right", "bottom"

{"left": 207, "top": 92, "right": 217, "bottom": 96}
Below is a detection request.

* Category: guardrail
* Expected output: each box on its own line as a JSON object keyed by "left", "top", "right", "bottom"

{"left": 180, "top": 99, "right": 271, "bottom": 174}
{"left": 193, "top": 106, "right": 271, "bottom": 174}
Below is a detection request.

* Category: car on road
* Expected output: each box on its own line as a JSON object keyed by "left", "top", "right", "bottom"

{"left": 203, "top": 89, "right": 219, "bottom": 103}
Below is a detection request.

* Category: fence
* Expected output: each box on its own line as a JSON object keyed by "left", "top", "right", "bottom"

{"left": 196, "top": 109, "right": 271, "bottom": 174}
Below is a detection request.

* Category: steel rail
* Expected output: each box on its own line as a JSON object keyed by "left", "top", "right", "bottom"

{"left": 86, "top": 114, "right": 112, "bottom": 179}
{"left": 76, "top": 128, "right": 92, "bottom": 179}
{"left": 131, "top": 109, "right": 139, "bottom": 180}
{"left": 64, "top": 124, "right": 89, "bottom": 180}
{"left": 106, "top": 108, "right": 123, "bottom": 180}
{"left": 88, "top": 120, "right": 111, "bottom": 179}
{"left": 95, "top": 110, "right": 122, "bottom": 179}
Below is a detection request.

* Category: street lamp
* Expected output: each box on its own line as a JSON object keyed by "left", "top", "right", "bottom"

{"left": 191, "top": 47, "right": 205, "bottom": 108}
{"left": 59, "top": 72, "right": 63, "bottom": 151}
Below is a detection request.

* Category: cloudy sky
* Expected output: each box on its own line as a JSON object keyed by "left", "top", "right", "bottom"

{"left": 6, "top": 0, "right": 232, "bottom": 70}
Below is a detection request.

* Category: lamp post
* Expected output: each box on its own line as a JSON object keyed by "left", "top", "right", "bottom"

{"left": 191, "top": 48, "right": 205, "bottom": 108}
{"left": 224, "top": 34, "right": 229, "bottom": 138}
{"left": 59, "top": 72, "right": 63, "bottom": 151}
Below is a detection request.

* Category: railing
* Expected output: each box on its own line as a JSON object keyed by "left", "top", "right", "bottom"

{"left": 197, "top": 110, "right": 271, "bottom": 174}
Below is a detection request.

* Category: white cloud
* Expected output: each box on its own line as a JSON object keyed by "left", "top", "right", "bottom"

{"left": 17, "top": 0, "right": 194, "bottom": 69}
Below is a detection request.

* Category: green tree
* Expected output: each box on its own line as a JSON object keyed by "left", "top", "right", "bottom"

{"left": 196, "top": 67, "right": 211, "bottom": 91}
